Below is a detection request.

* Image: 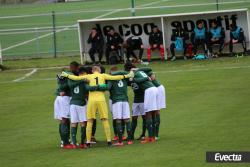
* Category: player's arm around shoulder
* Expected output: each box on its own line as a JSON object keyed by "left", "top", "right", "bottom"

{"left": 68, "top": 74, "right": 89, "bottom": 81}
{"left": 101, "top": 69, "right": 134, "bottom": 80}
{"left": 111, "top": 71, "right": 129, "bottom": 76}
{"left": 60, "top": 71, "right": 89, "bottom": 81}
{"left": 102, "top": 73, "right": 124, "bottom": 80}
{"left": 111, "top": 71, "right": 131, "bottom": 84}
{"left": 132, "top": 71, "right": 150, "bottom": 83}
{"left": 83, "top": 79, "right": 99, "bottom": 92}
{"left": 97, "top": 81, "right": 112, "bottom": 91}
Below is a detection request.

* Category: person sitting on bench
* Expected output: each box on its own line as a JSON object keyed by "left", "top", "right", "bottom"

{"left": 125, "top": 36, "right": 144, "bottom": 63}
{"left": 229, "top": 23, "right": 246, "bottom": 56}
{"left": 147, "top": 26, "right": 164, "bottom": 61}
{"left": 170, "top": 23, "right": 189, "bottom": 61}
{"left": 191, "top": 21, "right": 208, "bottom": 56}
{"left": 87, "top": 28, "right": 104, "bottom": 64}
{"left": 208, "top": 20, "right": 225, "bottom": 57}
{"left": 105, "top": 28, "right": 124, "bottom": 64}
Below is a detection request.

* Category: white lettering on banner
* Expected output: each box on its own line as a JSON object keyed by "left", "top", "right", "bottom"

{"left": 95, "top": 14, "right": 238, "bottom": 36}
{"left": 78, "top": 10, "right": 249, "bottom": 58}
{"left": 215, "top": 153, "right": 242, "bottom": 162}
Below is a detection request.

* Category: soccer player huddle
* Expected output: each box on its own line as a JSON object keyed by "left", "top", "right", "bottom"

{"left": 54, "top": 61, "right": 166, "bottom": 149}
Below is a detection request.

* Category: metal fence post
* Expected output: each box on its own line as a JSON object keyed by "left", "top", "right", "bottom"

{"left": 35, "top": 28, "right": 40, "bottom": 57}
{"left": 216, "top": 0, "right": 219, "bottom": 11}
{"left": 52, "top": 11, "right": 57, "bottom": 58}
{"left": 131, "top": 0, "right": 135, "bottom": 16}
{"left": 0, "top": 42, "right": 3, "bottom": 65}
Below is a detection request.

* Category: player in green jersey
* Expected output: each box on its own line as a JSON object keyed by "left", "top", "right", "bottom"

{"left": 124, "top": 62, "right": 159, "bottom": 144}
{"left": 56, "top": 61, "right": 79, "bottom": 149}
{"left": 54, "top": 75, "right": 69, "bottom": 147}
{"left": 107, "top": 66, "right": 133, "bottom": 146}
{"left": 130, "top": 81, "right": 147, "bottom": 141}
{"left": 124, "top": 63, "right": 147, "bottom": 141}
{"left": 138, "top": 67, "right": 166, "bottom": 140}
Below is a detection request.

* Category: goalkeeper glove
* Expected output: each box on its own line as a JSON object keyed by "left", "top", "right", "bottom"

{"left": 60, "top": 71, "right": 69, "bottom": 78}
{"left": 56, "top": 74, "right": 67, "bottom": 84}
{"left": 124, "top": 71, "right": 134, "bottom": 78}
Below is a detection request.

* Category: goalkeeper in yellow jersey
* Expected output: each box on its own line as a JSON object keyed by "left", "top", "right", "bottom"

{"left": 60, "top": 66, "right": 134, "bottom": 147}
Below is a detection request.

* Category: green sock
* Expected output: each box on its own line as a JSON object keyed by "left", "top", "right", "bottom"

{"left": 116, "top": 122, "right": 123, "bottom": 142}
{"left": 60, "top": 123, "right": 69, "bottom": 145}
{"left": 122, "top": 121, "right": 125, "bottom": 135}
{"left": 71, "top": 127, "right": 77, "bottom": 145}
{"left": 142, "top": 117, "right": 146, "bottom": 137}
{"left": 66, "top": 120, "right": 71, "bottom": 141}
{"left": 146, "top": 119, "right": 153, "bottom": 138}
{"left": 152, "top": 115, "right": 156, "bottom": 137}
{"left": 81, "top": 126, "right": 86, "bottom": 144}
{"left": 125, "top": 121, "right": 132, "bottom": 141}
{"left": 91, "top": 119, "right": 97, "bottom": 137}
{"left": 75, "top": 123, "right": 78, "bottom": 135}
{"left": 131, "top": 118, "right": 137, "bottom": 140}
{"left": 113, "top": 120, "right": 117, "bottom": 136}
{"left": 155, "top": 114, "right": 160, "bottom": 137}
{"left": 59, "top": 123, "right": 63, "bottom": 141}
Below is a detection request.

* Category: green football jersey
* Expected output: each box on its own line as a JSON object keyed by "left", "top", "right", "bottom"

{"left": 108, "top": 71, "right": 129, "bottom": 103}
{"left": 68, "top": 80, "right": 88, "bottom": 106}
{"left": 152, "top": 79, "right": 161, "bottom": 87}
{"left": 57, "top": 78, "right": 71, "bottom": 96}
{"left": 138, "top": 67, "right": 161, "bottom": 87}
{"left": 55, "top": 79, "right": 61, "bottom": 96}
{"left": 108, "top": 80, "right": 128, "bottom": 104}
{"left": 131, "top": 82, "right": 144, "bottom": 103}
{"left": 133, "top": 70, "right": 155, "bottom": 90}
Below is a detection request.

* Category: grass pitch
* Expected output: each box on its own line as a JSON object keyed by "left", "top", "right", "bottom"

{"left": 0, "top": 56, "right": 250, "bottom": 167}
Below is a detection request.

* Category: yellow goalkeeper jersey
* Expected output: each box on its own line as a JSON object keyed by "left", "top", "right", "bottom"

{"left": 67, "top": 72, "right": 125, "bottom": 101}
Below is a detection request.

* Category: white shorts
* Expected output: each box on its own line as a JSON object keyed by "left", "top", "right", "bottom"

{"left": 157, "top": 85, "right": 166, "bottom": 109}
{"left": 54, "top": 96, "right": 62, "bottom": 120}
{"left": 132, "top": 103, "right": 145, "bottom": 116}
{"left": 70, "top": 104, "right": 87, "bottom": 123}
{"left": 60, "top": 96, "right": 71, "bottom": 118}
{"left": 112, "top": 102, "right": 130, "bottom": 119}
{"left": 144, "top": 87, "right": 159, "bottom": 112}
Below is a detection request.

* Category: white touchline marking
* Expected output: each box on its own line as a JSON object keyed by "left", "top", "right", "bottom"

{"left": 2, "top": 0, "right": 167, "bottom": 52}
{"left": 95, "top": 0, "right": 171, "bottom": 19}
{"left": 139, "top": 0, "right": 171, "bottom": 7}
{"left": 8, "top": 66, "right": 67, "bottom": 72}
{"left": 12, "top": 68, "right": 38, "bottom": 82}
{"left": 1, "top": 65, "right": 250, "bottom": 85}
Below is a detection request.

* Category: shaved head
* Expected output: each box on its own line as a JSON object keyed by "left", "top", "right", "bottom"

{"left": 92, "top": 66, "right": 101, "bottom": 73}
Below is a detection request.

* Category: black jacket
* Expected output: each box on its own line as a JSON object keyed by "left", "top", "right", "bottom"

{"left": 149, "top": 31, "right": 163, "bottom": 45}
{"left": 127, "top": 36, "right": 143, "bottom": 48}
{"left": 106, "top": 32, "right": 123, "bottom": 47}
{"left": 87, "top": 33, "right": 104, "bottom": 50}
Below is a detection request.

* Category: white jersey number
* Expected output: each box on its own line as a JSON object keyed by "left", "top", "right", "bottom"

{"left": 74, "top": 86, "right": 80, "bottom": 94}
{"left": 131, "top": 83, "right": 139, "bottom": 90}
{"left": 139, "top": 71, "right": 148, "bottom": 78}
{"left": 118, "top": 80, "right": 124, "bottom": 87}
